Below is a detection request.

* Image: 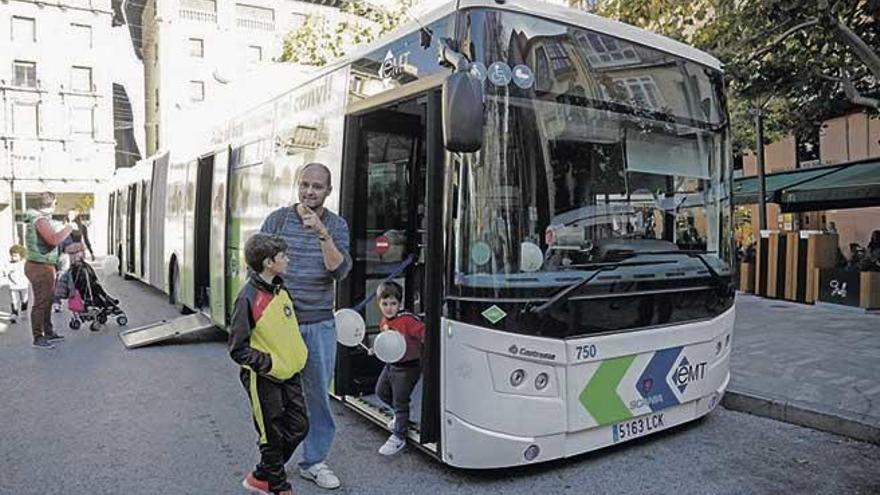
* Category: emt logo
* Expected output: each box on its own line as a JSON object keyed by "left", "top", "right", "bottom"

{"left": 672, "top": 356, "right": 706, "bottom": 394}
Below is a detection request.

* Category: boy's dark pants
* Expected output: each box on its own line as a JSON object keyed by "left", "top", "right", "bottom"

{"left": 240, "top": 370, "right": 309, "bottom": 493}
{"left": 375, "top": 361, "right": 421, "bottom": 439}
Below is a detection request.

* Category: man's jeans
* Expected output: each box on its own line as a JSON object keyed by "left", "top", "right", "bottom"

{"left": 297, "top": 318, "right": 337, "bottom": 469}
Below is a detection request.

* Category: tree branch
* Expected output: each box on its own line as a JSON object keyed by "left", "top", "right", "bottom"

{"left": 839, "top": 71, "right": 880, "bottom": 109}
{"left": 746, "top": 18, "right": 819, "bottom": 64}
{"left": 827, "top": 15, "right": 880, "bottom": 80}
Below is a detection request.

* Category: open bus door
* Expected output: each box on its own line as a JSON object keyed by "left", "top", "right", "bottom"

{"left": 337, "top": 91, "right": 442, "bottom": 449}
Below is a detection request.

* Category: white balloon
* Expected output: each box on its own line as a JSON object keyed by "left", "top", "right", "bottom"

{"left": 335, "top": 308, "right": 366, "bottom": 347}
{"left": 374, "top": 330, "right": 406, "bottom": 363}
{"left": 103, "top": 255, "right": 120, "bottom": 276}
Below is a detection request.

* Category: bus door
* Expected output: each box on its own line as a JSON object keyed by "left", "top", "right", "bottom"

{"left": 338, "top": 96, "right": 428, "bottom": 429}
{"left": 126, "top": 184, "right": 137, "bottom": 274}
{"left": 193, "top": 154, "right": 215, "bottom": 309}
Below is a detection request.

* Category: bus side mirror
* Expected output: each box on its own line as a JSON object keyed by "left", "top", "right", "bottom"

{"left": 442, "top": 70, "right": 484, "bottom": 153}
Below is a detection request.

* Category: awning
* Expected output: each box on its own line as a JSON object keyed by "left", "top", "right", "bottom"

{"left": 780, "top": 159, "right": 880, "bottom": 212}
{"left": 733, "top": 158, "right": 880, "bottom": 212}
{"left": 733, "top": 165, "right": 844, "bottom": 205}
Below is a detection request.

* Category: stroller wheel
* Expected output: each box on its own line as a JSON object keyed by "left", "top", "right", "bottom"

{"left": 97, "top": 314, "right": 108, "bottom": 324}
{"left": 116, "top": 315, "right": 128, "bottom": 326}
{"left": 69, "top": 318, "right": 81, "bottom": 330}
{"left": 90, "top": 321, "right": 102, "bottom": 332}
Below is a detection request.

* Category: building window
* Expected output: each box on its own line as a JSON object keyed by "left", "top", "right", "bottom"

{"left": 615, "top": 76, "right": 663, "bottom": 109}
{"left": 13, "top": 61, "right": 37, "bottom": 88}
{"left": 579, "top": 32, "right": 639, "bottom": 68}
{"left": 71, "top": 23, "right": 92, "bottom": 49}
{"left": 189, "top": 38, "right": 204, "bottom": 58}
{"left": 70, "top": 66, "right": 93, "bottom": 92}
{"left": 544, "top": 41, "right": 572, "bottom": 74}
{"left": 236, "top": 4, "right": 275, "bottom": 30}
{"left": 247, "top": 45, "right": 263, "bottom": 63}
{"left": 12, "top": 16, "right": 36, "bottom": 42}
{"left": 71, "top": 107, "right": 94, "bottom": 136}
{"left": 189, "top": 80, "right": 205, "bottom": 102}
{"left": 180, "top": 0, "right": 217, "bottom": 22}
{"left": 12, "top": 102, "right": 39, "bottom": 137}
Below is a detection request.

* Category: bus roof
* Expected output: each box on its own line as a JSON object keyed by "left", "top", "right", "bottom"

{"left": 219, "top": 0, "right": 723, "bottom": 148}
{"left": 319, "top": 0, "right": 723, "bottom": 76}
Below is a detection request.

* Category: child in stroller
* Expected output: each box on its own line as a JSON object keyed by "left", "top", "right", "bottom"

{"left": 55, "top": 234, "right": 128, "bottom": 331}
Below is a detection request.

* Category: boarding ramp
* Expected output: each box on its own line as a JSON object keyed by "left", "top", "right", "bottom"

{"left": 120, "top": 313, "right": 217, "bottom": 349}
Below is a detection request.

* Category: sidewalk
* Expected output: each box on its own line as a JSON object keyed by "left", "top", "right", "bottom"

{"left": 724, "top": 293, "right": 880, "bottom": 444}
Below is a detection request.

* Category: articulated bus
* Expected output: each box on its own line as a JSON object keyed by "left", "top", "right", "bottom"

{"left": 109, "top": 0, "right": 735, "bottom": 469}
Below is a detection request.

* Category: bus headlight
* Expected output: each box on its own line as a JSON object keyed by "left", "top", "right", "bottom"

{"left": 510, "top": 369, "right": 526, "bottom": 387}
{"left": 535, "top": 372, "right": 549, "bottom": 390}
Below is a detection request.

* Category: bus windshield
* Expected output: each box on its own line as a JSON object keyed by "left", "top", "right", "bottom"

{"left": 449, "top": 10, "right": 733, "bottom": 334}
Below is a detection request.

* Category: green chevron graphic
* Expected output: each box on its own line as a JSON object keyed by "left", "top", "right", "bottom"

{"left": 579, "top": 355, "right": 636, "bottom": 425}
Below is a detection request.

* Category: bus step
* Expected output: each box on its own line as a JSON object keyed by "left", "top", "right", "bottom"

{"left": 119, "top": 313, "right": 215, "bottom": 349}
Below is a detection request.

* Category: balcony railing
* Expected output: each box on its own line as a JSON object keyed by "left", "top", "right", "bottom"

{"left": 236, "top": 18, "right": 274, "bottom": 31}
{"left": 179, "top": 9, "right": 217, "bottom": 23}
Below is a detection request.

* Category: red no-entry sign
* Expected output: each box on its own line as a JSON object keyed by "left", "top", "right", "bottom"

{"left": 374, "top": 235, "right": 390, "bottom": 256}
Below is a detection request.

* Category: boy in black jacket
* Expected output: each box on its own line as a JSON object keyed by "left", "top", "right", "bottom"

{"left": 229, "top": 234, "right": 309, "bottom": 495}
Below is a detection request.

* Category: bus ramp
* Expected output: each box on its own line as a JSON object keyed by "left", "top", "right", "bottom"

{"left": 120, "top": 313, "right": 216, "bottom": 349}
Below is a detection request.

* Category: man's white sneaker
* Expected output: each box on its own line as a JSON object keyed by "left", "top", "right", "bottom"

{"left": 386, "top": 414, "right": 396, "bottom": 430}
{"left": 378, "top": 435, "right": 406, "bottom": 456}
{"left": 299, "top": 462, "right": 341, "bottom": 490}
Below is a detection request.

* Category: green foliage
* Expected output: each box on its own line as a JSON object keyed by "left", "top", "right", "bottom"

{"left": 592, "top": 0, "right": 880, "bottom": 155}
{"left": 280, "top": 0, "right": 415, "bottom": 67}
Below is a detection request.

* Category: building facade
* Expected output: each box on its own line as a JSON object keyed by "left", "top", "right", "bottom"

{"left": 0, "top": 0, "right": 117, "bottom": 254}
{"left": 142, "top": 0, "right": 343, "bottom": 157}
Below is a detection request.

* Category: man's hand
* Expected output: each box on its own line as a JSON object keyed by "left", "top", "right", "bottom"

{"left": 297, "top": 204, "right": 328, "bottom": 238}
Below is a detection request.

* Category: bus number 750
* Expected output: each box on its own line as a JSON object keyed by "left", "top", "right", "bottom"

{"left": 575, "top": 344, "right": 597, "bottom": 360}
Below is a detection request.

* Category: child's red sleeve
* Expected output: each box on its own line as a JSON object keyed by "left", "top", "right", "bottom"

{"left": 401, "top": 315, "right": 425, "bottom": 342}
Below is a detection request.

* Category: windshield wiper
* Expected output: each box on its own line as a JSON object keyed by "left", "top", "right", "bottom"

{"left": 640, "top": 250, "right": 728, "bottom": 288}
{"left": 527, "top": 259, "right": 676, "bottom": 316}
{"left": 528, "top": 255, "right": 726, "bottom": 317}
{"left": 528, "top": 264, "right": 619, "bottom": 317}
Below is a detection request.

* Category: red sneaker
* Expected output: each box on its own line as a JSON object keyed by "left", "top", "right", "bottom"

{"left": 242, "top": 472, "right": 270, "bottom": 494}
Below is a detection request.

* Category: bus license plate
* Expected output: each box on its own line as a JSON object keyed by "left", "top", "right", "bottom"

{"left": 612, "top": 413, "right": 665, "bottom": 443}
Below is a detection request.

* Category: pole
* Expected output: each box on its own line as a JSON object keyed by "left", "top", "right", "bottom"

{"left": 755, "top": 108, "right": 767, "bottom": 230}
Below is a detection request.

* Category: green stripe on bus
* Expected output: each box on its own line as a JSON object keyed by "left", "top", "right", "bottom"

{"left": 579, "top": 355, "right": 636, "bottom": 425}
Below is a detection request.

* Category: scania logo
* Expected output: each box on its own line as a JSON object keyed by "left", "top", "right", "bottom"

{"left": 508, "top": 345, "right": 519, "bottom": 355}
{"left": 672, "top": 356, "right": 707, "bottom": 393}
{"left": 283, "top": 305, "right": 293, "bottom": 318}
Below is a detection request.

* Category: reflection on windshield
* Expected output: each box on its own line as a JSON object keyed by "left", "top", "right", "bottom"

{"left": 454, "top": 10, "right": 731, "bottom": 290}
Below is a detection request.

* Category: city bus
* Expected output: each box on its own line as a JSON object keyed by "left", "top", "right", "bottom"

{"left": 109, "top": 0, "right": 735, "bottom": 469}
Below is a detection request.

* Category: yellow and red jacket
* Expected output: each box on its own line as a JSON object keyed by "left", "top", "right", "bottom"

{"left": 228, "top": 274, "right": 307, "bottom": 381}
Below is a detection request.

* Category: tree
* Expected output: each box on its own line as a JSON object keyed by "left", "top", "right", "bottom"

{"left": 280, "top": 0, "right": 415, "bottom": 67}
{"left": 592, "top": 0, "right": 880, "bottom": 155}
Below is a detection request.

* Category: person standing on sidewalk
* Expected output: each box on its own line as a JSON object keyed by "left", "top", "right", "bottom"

{"left": 260, "top": 162, "right": 351, "bottom": 490}
{"left": 229, "top": 233, "right": 309, "bottom": 495}
{"left": 66, "top": 209, "right": 94, "bottom": 261}
{"left": 24, "top": 192, "right": 72, "bottom": 349}
{"left": 2, "top": 244, "right": 30, "bottom": 323}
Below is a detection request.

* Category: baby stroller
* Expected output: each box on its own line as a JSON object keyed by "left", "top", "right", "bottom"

{"left": 66, "top": 260, "right": 128, "bottom": 331}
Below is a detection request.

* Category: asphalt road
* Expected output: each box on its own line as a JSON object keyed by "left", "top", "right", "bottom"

{"left": 0, "top": 274, "right": 877, "bottom": 495}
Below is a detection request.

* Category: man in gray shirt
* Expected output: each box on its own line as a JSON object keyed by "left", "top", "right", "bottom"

{"left": 260, "top": 162, "right": 351, "bottom": 490}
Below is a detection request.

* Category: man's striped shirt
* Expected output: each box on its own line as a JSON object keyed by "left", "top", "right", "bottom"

{"left": 260, "top": 205, "right": 352, "bottom": 324}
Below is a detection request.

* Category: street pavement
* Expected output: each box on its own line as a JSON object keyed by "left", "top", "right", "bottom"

{"left": 0, "top": 272, "right": 878, "bottom": 494}
{"left": 725, "top": 294, "right": 880, "bottom": 443}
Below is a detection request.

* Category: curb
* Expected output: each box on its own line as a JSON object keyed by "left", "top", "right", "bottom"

{"left": 722, "top": 389, "right": 880, "bottom": 445}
